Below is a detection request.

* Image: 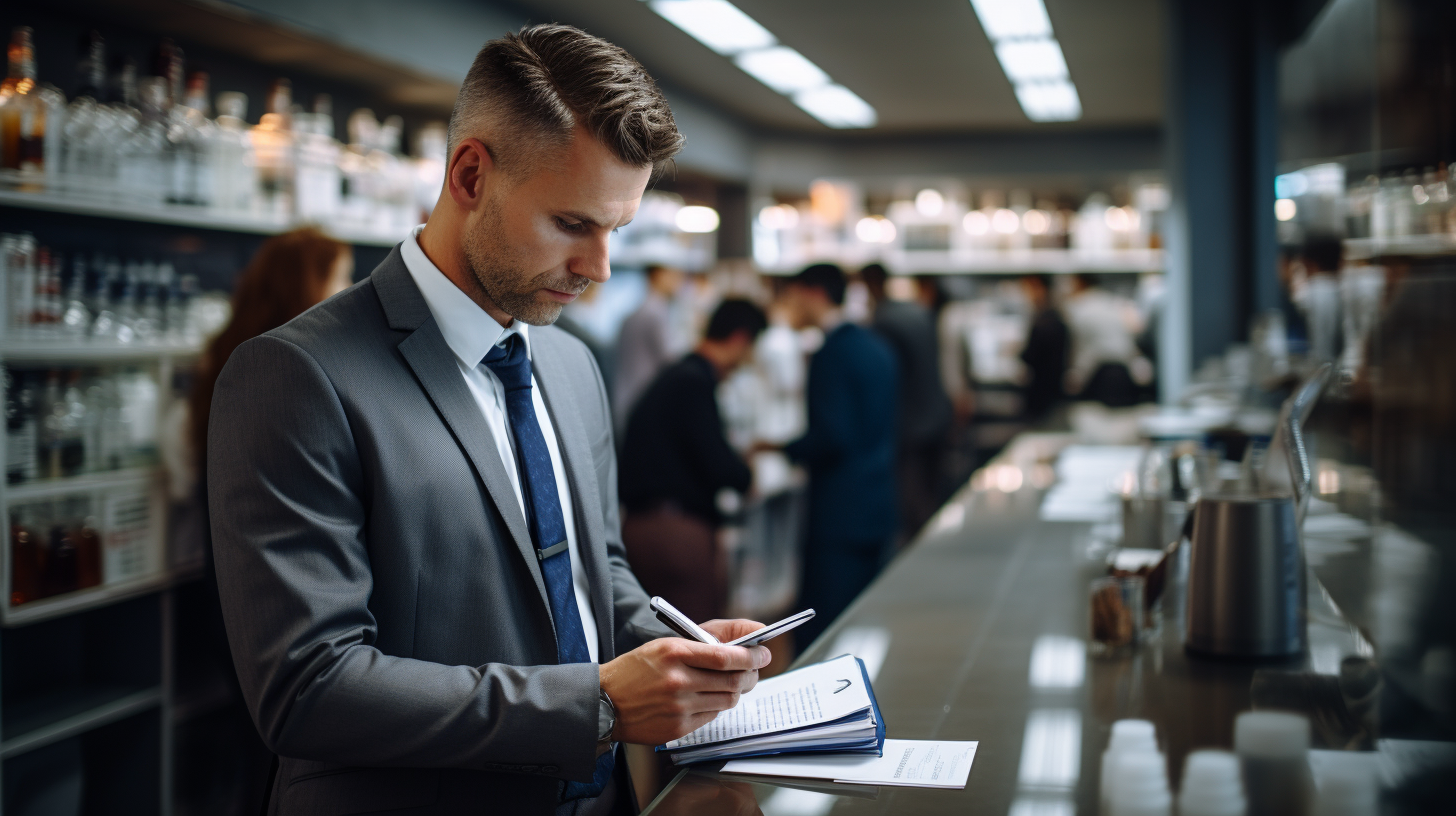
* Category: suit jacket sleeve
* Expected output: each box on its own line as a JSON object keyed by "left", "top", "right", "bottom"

{"left": 578, "top": 340, "right": 674, "bottom": 650}
{"left": 208, "top": 334, "right": 601, "bottom": 781}
{"left": 784, "top": 342, "right": 859, "bottom": 468}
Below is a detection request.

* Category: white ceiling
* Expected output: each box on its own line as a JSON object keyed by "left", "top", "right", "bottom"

{"left": 506, "top": 0, "right": 1164, "bottom": 134}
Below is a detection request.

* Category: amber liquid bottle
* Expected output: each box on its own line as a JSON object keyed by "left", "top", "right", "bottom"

{"left": 74, "top": 509, "right": 102, "bottom": 589}
{"left": 0, "top": 27, "right": 44, "bottom": 172}
{"left": 9, "top": 510, "right": 39, "bottom": 606}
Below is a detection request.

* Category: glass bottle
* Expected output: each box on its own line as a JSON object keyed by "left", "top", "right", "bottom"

{"left": 39, "top": 369, "right": 62, "bottom": 479}
{"left": 30, "top": 247, "right": 62, "bottom": 338}
{"left": 211, "top": 91, "right": 255, "bottom": 214}
{"left": 57, "top": 370, "right": 87, "bottom": 477}
{"left": 295, "top": 93, "right": 341, "bottom": 222}
{"left": 96, "top": 56, "right": 141, "bottom": 202}
{"left": 60, "top": 255, "right": 91, "bottom": 338}
{"left": 9, "top": 504, "right": 39, "bottom": 606}
{"left": 73, "top": 498, "right": 102, "bottom": 589}
{"left": 42, "top": 503, "right": 79, "bottom": 597}
{"left": 176, "top": 71, "right": 215, "bottom": 207}
{"left": 340, "top": 108, "right": 378, "bottom": 229}
{"left": 6, "top": 232, "right": 36, "bottom": 338}
{"left": 5, "top": 368, "right": 38, "bottom": 484}
{"left": 119, "top": 76, "right": 169, "bottom": 205}
{"left": 251, "top": 78, "right": 296, "bottom": 219}
{"left": 60, "top": 31, "right": 106, "bottom": 196}
{"left": 1, "top": 27, "right": 46, "bottom": 178}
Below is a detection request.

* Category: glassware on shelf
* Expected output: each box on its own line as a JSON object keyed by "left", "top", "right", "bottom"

{"left": 211, "top": 91, "right": 257, "bottom": 214}
{"left": 295, "top": 93, "right": 342, "bottom": 222}
{"left": 251, "top": 78, "right": 296, "bottom": 219}
{"left": 1, "top": 26, "right": 59, "bottom": 186}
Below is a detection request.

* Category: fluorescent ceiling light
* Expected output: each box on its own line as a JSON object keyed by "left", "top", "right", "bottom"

{"left": 793, "top": 84, "right": 877, "bottom": 128}
{"left": 735, "top": 47, "right": 830, "bottom": 94}
{"left": 646, "top": 0, "right": 877, "bottom": 129}
{"left": 995, "top": 38, "right": 1069, "bottom": 83}
{"left": 648, "top": 0, "right": 774, "bottom": 55}
{"left": 1015, "top": 79, "right": 1082, "bottom": 122}
{"left": 970, "top": 0, "right": 1052, "bottom": 40}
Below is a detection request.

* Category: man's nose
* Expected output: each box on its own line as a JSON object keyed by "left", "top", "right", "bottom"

{"left": 570, "top": 233, "right": 612, "bottom": 284}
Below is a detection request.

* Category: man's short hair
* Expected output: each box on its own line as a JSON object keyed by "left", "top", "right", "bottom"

{"left": 448, "top": 24, "right": 684, "bottom": 176}
{"left": 859, "top": 263, "right": 888, "bottom": 293}
{"left": 791, "top": 263, "right": 848, "bottom": 306}
{"left": 705, "top": 299, "right": 768, "bottom": 342}
{"left": 1302, "top": 233, "right": 1344, "bottom": 274}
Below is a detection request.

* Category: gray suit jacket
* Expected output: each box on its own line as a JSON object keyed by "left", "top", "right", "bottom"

{"left": 208, "top": 248, "right": 671, "bottom": 815}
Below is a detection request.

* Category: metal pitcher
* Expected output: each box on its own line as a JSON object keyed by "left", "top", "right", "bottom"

{"left": 1184, "top": 365, "right": 1331, "bottom": 658}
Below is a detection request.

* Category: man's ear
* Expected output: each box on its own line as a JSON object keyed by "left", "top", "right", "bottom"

{"left": 447, "top": 138, "right": 495, "bottom": 209}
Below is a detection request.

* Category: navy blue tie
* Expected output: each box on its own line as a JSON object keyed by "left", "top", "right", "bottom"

{"left": 483, "top": 333, "right": 611, "bottom": 801}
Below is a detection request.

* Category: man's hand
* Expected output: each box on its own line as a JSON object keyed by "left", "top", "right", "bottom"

{"left": 600, "top": 619, "right": 770, "bottom": 746}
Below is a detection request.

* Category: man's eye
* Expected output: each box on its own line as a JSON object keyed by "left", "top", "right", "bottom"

{"left": 556, "top": 218, "right": 584, "bottom": 233}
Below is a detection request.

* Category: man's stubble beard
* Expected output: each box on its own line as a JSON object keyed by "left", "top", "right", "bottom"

{"left": 462, "top": 196, "right": 591, "bottom": 326}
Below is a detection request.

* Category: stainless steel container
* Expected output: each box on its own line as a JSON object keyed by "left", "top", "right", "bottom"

{"left": 1184, "top": 363, "right": 1330, "bottom": 659}
{"left": 1184, "top": 491, "right": 1305, "bottom": 657}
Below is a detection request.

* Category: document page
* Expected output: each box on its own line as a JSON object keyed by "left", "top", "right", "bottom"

{"left": 720, "top": 739, "right": 979, "bottom": 789}
{"left": 666, "top": 655, "right": 869, "bottom": 748}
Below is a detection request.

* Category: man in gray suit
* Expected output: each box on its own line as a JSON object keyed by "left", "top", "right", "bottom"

{"left": 208, "top": 25, "right": 770, "bottom": 815}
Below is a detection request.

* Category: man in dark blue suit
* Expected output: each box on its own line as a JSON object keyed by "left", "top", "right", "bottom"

{"left": 781, "top": 264, "right": 899, "bottom": 646}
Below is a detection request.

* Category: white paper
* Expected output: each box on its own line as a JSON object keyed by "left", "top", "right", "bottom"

{"left": 666, "top": 654, "right": 868, "bottom": 749}
{"left": 721, "top": 739, "right": 979, "bottom": 789}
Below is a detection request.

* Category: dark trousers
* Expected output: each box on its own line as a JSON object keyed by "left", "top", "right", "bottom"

{"left": 898, "top": 437, "right": 946, "bottom": 543}
{"left": 795, "top": 536, "right": 893, "bottom": 648}
{"left": 622, "top": 506, "right": 725, "bottom": 623}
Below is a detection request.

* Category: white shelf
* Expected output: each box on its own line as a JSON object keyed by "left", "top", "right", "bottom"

{"left": 760, "top": 248, "right": 1165, "bottom": 275}
{"left": 0, "top": 684, "right": 163, "bottom": 759}
{"left": 6, "top": 468, "right": 157, "bottom": 502}
{"left": 1344, "top": 234, "right": 1456, "bottom": 260}
{"left": 0, "top": 188, "right": 408, "bottom": 248}
{"left": 2, "top": 565, "right": 202, "bottom": 627}
{"left": 0, "top": 339, "right": 203, "bottom": 363}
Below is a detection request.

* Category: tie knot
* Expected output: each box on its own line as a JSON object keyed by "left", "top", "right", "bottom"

{"left": 482, "top": 332, "right": 533, "bottom": 391}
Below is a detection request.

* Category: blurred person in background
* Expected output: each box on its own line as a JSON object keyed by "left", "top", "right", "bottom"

{"left": 1018, "top": 274, "right": 1069, "bottom": 421}
{"left": 1063, "top": 273, "right": 1149, "bottom": 407}
{"left": 161, "top": 226, "right": 353, "bottom": 815}
{"left": 619, "top": 299, "right": 768, "bottom": 623}
{"left": 1291, "top": 233, "right": 1344, "bottom": 364}
{"left": 861, "top": 263, "right": 952, "bottom": 541}
{"left": 614, "top": 263, "right": 687, "bottom": 429}
{"left": 778, "top": 263, "right": 898, "bottom": 647}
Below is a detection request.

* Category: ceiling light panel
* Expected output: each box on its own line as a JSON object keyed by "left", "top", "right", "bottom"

{"left": 970, "top": 0, "right": 1052, "bottom": 40}
{"left": 735, "top": 47, "right": 830, "bottom": 94}
{"left": 648, "top": 0, "right": 774, "bottom": 55}
{"left": 1015, "top": 80, "right": 1082, "bottom": 122}
{"left": 645, "top": 0, "right": 877, "bottom": 129}
{"left": 970, "top": 0, "right": 1083, "bottom": 123}
{"left": 793, "top": 85, "right": 878, "bottom": 129}
{"left": 994, "top": 38, "right": 1069, "bottom": 83}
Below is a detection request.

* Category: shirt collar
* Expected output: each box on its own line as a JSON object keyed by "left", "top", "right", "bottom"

{"left": 400, "top": 224, "right": 529, "bottom": 367}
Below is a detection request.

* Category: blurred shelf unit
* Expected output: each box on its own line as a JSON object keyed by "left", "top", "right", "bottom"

{"left": 0, "top": 187, "right": 408, "bottom": 248}
{"left": 759, "top": 248, "right": 1165, "bottom": 276}
{"left": 1344, "top": 234, "right": 1456, "bottom": 260}
{"left": 1, "top": 683, "right": 162, "bottom": 759}
{"left": 3, "top": 339, "right": 202, "bottom": 627}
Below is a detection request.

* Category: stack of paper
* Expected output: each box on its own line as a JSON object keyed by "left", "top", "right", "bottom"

{"left": 657, "top": 654, "right": 884, "bottom": 765}
{"left": 722, "top": 739, "right": 979, "bottom": 789}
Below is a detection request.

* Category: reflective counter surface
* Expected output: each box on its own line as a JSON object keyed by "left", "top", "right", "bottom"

{"left": 640, "top": 465, "right": 1385, "bottom": 816}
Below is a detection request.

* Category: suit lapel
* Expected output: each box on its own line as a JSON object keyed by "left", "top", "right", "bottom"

{"left": 375, "top": 252, "right": 552, "bottom": 619}
{"left": 530, "top": 332, "right": 616, "bottom": 659}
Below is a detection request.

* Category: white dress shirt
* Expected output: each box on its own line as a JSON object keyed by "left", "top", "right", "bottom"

{"left": 401, "top": 226, "right": 600, "bottom": 662}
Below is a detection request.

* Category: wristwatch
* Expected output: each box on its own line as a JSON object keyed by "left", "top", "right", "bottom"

{"left": 597, "top": 688, "right": 617, "bottom": 746}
